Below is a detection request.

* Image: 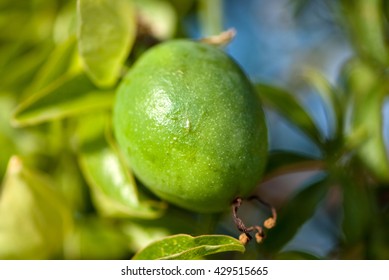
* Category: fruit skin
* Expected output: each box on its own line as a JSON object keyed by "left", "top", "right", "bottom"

{"left": 113, "top": 40, "right": 267, "bottom": 213}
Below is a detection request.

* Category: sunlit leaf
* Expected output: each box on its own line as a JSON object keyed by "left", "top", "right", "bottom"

{"left": 12, "top": 73, "right": 114, "bottom": 127}
{"left": 342, "top": 58, "right": 389, "bottom": 182}
{"left": 122, "top": 207, "right": 199, "bottom": 252}
{"left": 341, "top": 0, "right": 389, "bottom": 65}
{"left": 132, "top": 234, "right": 244, "bottom": 260}
{"left": 27, "top": 36, "right": 81, "bottom": 93}
{"left": 64, "top": 217, "right": 129, "bottom": 260}
{"left": 76, "top": 113, "right": 166, "bottom": 219}
{"left": 0, "top": 156, "right": 73, "bottom": 259}
{"left": 54, "top": 152, "right": 90, "bottom": 213}
{"left": 255, "top": 83, "right": 324, "bottom": 147}
{"left": 262, "top": 175, "right": 329, "bottom": 253}
{"left": 77, "top": 0, "right": 136, "bottom": 87}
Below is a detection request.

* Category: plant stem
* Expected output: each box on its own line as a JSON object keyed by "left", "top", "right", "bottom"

{"left": 198, "top": 0, "right": 223, "bottom": 36}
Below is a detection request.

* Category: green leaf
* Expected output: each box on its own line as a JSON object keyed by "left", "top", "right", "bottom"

{"left": 122, "top": 208, "right": 199, "bottom": 252}
{"left": 132, "top": 234, "right": 245, "bottom": 260}
{"left": 27, "top": 36, "right": 81, "bottom": 93}
{"left": 342, "top": 58, "right": 389, "bottom": 182}
{"left": 341, "top": 0, "right": 389, "bottom": 65}
{"left": 0, "top": 156, "right": 73, "bottom": 259}
{"left": 64, "top": 217, "right": 129, "bottom": 260}
{"left": 12, "top": 73, "right": 114, "bottom": 127}
{"left": 262, "top": 175, "right": 329, "bottom": 253}
{"left": 76, "top": 113, "right": 166, "bottom": 219}
{"left": 77, "top": 0, "right": 136, "bottom": 87}
{"left": 265, "top": 150, "right": 321, "bottom": 177}
{"left": 275, "top": 250, "right": 320, "bottom": 260}
{"left": 0, "top": 42, "right": 52, "bottom": 93}
{"left": 341, "top": 175, "right": 372, "bottom": 244}
{"left": 302, "top": 68, "right": 344, "bottom": 138}
{"left": 255, "top": 83, "right": 324, "bottom": 147}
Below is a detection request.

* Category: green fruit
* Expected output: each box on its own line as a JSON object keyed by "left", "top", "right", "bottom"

{"left": 113, "top": 40, "right": 267, "bottom": 213}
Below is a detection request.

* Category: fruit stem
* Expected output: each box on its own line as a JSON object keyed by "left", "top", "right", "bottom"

{"left": 232, "top": 196, "right": 277, "bottom": 245}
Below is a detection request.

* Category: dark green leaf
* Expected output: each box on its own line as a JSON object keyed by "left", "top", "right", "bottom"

{"left": 132, "top": 234, "right": 244, "bottom": 260}
{"left": 12, "top": 73, "right": 114, "bottom": 127}
{"left": 302, "top": 68, "right": 344, "bottom": 138}
{"left": 341, "top": 176, "right": 372, "bottom": 244}
{"left": 265, "top": 150, "right": 321, "bottom": 177}
{"left": 76, "top": 113, "right": 166, "bottom": 219}
{"left": 77, "top": 0, "right": 136, "bottom": 87}
{"left": 262, "top": 175, "right": 329, "bottom": 253}
{"left": 255, "top": 83, "right": 324, "bottom": 147}
{"left": 275, "top": 250, "right": 320, "bottom": 260}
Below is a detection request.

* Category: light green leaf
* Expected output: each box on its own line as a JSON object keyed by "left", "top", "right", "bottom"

{"left": 64, "top": 217, "right": 129, "bottom": 260}
{"left": 77, "top": 0, "right": 136, "bottom": 87}
{"left": 132, "top": 234, "right": 245, "bottom": 260}
{"left": 27, "top": 36, "right": 81, "bottom": 93}
{"left": 122, "top": 207, "right": 200, "bottom": 252}
{"left": 341, "top": 0, "right": 389, "bottom": 65}
{"left": 0, "top": 42, "right": 52, "bottom": 93}
{"left": 255, "top": 83, "right": 324, "bottom": 147}
{"left": 342, "top": 58, "right": 389, "bottom": 182}
{"left": 12, "top": 73, "right": 114, "bottom": 127}
{"left": 76, "top": 113, "right": 166, "bottom": 219}
{"left": 0, "top": 156, "right": 73, "bottom": 259}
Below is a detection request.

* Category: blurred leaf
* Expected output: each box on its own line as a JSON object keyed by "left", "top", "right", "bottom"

{"left": 132, "top": 234, "right": 244, "bottom": 260}
{"left": 77, "top": 0, "right": 136, "bottom": 87}
{"left": 275, "top": 250, "right": 320, "bottom": 260}
{"left": 265, "top": 150, "right": 321, "bottom": 176}
{"left": 53, "top": 1, "right": 78, "bottom": 43}
{"left": 303, "top": 68, "right": 344, "bottom": 138}
{"left": 0, "top": 156, "right": 73, "bottom": 259}
{"left": 341, "top": 176, "right": 372, "bottom": 244}
{"left": 342, "top": 58, "right": 389, "bottom": 182}
{"left": 255, "top": 83, "right": 324, "bottom": 147}
{"left": 133, "top": 0, "right": 177, "bottom": 40}
{"left": 0, "top": 96, "right": 17, "bottom": 180}
{"left": 12, "top": 73, "right": 114, "bottom": 127}
{"left": 261, "top": 175, "right": 329, "bottom": 253}
{"left": 0, "top": 42, "right": 52, "bottom": 93}
{"left": 76, "top": 113, "right": 166, "bottom": 219}
{"left": 122, "top": 207, "right": 199, "bottom": 252}
{"left": 341, "top": 0, "right": 389, "bottom": 65}
{"left": 64, "top": 217, "right": 129, "bottom": 260}
{"left": 27, "top": 36, "right": 81, "bottom": 93}
{"left": 54, "top": 152, "right": 90, "bottom": 213}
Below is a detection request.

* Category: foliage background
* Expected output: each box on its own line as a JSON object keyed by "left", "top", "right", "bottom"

{"left": 0, "top": 0, "right": 388, "bottom": 259}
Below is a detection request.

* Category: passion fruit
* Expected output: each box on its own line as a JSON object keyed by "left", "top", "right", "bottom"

{"left": 113, "top": 40, "right": 267, "bottom": 213}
